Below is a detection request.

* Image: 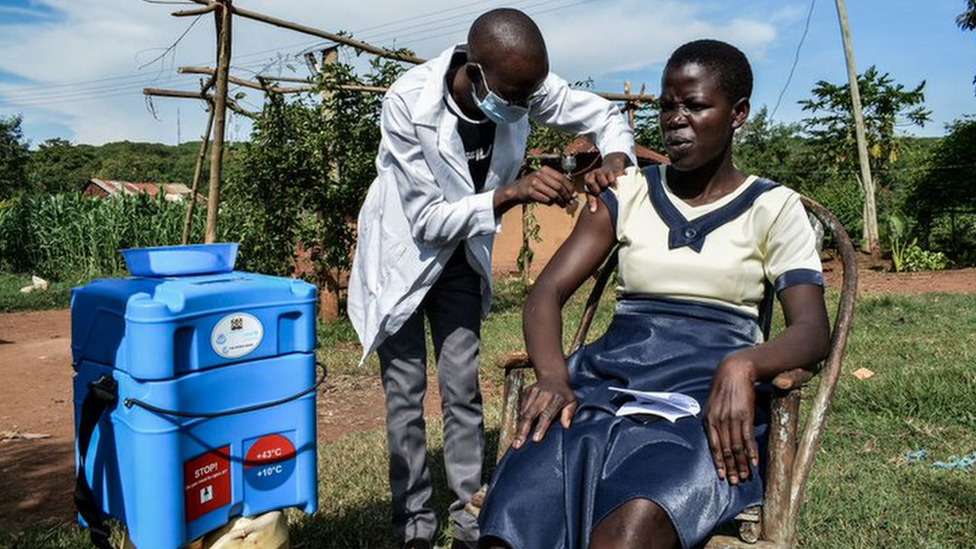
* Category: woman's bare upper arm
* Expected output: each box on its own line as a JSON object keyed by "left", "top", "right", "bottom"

{"left": 532, "top": 197, "right": 618, "bottom": 304}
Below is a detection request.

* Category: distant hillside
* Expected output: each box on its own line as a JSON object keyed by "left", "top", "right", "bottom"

{"left": 27, "top": 138, "right": 241, "bottom": 195}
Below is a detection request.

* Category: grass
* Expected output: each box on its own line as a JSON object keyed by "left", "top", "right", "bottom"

{"left": 1, "top": 283, "right": 974, "bottom": 548}
{"left": 0, "top": 272, "right": 77, "bottom": 313}
{"left": 798, "top": 293, "right": 976, "bottom": 548}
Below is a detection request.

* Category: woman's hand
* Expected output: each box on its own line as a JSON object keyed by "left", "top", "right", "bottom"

{"left": 704, "top": 357, "right": 759, "bottom": 485}
{"left": 512, "top": 374, "right": 578, "bottom": 449}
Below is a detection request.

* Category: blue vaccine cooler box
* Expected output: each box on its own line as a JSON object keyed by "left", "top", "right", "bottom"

{"left": 71, "top": 244, "right": 319, "bottom": 549}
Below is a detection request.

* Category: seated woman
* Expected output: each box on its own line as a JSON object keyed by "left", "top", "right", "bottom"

{"left": 478, "top": 39, "right": 830, "bottom": 549}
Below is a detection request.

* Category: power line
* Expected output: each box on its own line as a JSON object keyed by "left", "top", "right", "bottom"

{"left": 0, "top": 0, "right": 566, "bottom": 98}
{"left": 357, "top": 0, "right": 567, "bottom": 45}
{"left": 0, "top": 72, "right": 186, "bottom": 99}
{"left": 373, "top": 0, "right": 591, "bottom": 50}
{"left": 237, "top": 0, "right": 575, "bottom": 70}
{"left": 0, "top": 0, "right": 592, "bottom": 109}
{"left": 0, "top": 84, "right": 202, "bottom": 108}
{"left": 0, "top": 71, "right": 172, "bottom": 94}
{"left": 0, "top": 74, "right": 188, "bottom": 104}
{"left": 352, "top": 0, "right": 500, "bottom": 35}
{"left": 138, "top": 13, "right": 206, "bottom": 70}
{"left": 771, "top": 0, "right": 816, "bottom": 120}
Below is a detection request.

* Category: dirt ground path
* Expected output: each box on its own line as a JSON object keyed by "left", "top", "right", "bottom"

{"left": 0, "top": 311, "right": 447, "bottom": 530}
{"left": 1, "top": 267, "right": 974, "bottom": 529}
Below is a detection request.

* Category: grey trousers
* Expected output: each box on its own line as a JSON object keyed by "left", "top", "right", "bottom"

{"left": 377, "top": 261, "right": 484, "bottom": 544}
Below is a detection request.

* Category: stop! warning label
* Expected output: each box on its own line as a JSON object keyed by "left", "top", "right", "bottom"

{"left": 183, "top": 446, "right": 231, "bottom": 522}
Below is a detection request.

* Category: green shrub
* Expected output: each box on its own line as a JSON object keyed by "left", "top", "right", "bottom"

{"left": 805, "top": 177, "right": 864, "bottom": 247}
{"left": 886, "top": 213, "right": 911, "bottom": 272}
{"left": 902, "top": 244, "right": 950, "bottom": 272}
{"left": 927, "top": 212, "right": 976, "bottom": 266}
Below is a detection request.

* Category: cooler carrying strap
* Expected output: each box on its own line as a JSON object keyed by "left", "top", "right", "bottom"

{"left": 74, "top": 374, "right": 118, "bottom": 549}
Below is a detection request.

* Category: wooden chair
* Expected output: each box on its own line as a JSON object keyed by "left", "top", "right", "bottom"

{"left": 467, "top": 197, "right": 859, "bottom": 549}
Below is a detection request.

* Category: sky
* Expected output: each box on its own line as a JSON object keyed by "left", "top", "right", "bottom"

{"left": 0, "top": 0, "right": 973, "bottom": 147}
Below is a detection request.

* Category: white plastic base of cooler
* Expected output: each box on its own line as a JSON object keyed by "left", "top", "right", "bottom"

{"left": 123, "top": 511, "right": 290, "bottom": 549}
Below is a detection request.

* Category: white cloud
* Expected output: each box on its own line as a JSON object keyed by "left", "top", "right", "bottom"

{"left": 0, "top": 0, "right": 780, "bottom": 145}
{"left": 539, "top": 1, "right": 777, "bottom": 80}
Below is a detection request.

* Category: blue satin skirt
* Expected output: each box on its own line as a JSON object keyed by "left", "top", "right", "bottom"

{"left": 479, "top": 297, "right": 772, "bottom": 549}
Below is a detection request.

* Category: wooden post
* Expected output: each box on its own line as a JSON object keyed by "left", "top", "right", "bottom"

{"left": 205, "top": 0, "right": 232, "bottom": 244}
{"left": 624, "top": 81, "right": 635, "bottom": 129}
{"left": 520, "top": 204, "right": 533, "bottom": 291}
{"left": 142, "top": 88, "right": 256, "bottom": 119}
{"left": 182, "top": 105, "right": 215, "bottom": 244}
{"left": 834, "top": 0, "right": 880, "bottom": 255}
{"left": 309, "top": 47, "right": 342, "bottom": 322}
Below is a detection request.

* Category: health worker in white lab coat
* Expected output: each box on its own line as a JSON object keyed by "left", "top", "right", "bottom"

{"left": 347, "top": 8, "right": 635, "bottom": 549}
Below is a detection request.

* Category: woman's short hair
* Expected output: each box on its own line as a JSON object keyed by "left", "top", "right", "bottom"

{"left": 665, "top": 39, "right": 753, "bottom": 102}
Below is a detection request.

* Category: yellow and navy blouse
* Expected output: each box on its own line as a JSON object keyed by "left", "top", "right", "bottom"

{"left": 600, "top": 165, "right": 823, "bottom": 317}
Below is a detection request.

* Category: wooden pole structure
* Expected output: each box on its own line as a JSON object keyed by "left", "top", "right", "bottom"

{"left": 596, "top": 91, "right": 654, "bottom": 103}
{"left": 254, "top": 74, "right": 312, "bottom": 84}
{"left": 623, "top": 81, "right": 635, "bottom": 129}
{"left": 172, "top": 3, "right": 217, "bottom": 17}
{"left": 182, "top": 105, "right": 215, "bottom": 244}
{"left": 177, "top": 66, "right": 653, "bottom": 105}
{"left": 205, "top": 0, "right": 232, "bottom": 244}
{"left": 311, "top": 47, "right": 342, "bottom": 321}
{"left": 834, "top": 0, "right": 879, "bottom": 254}
{"left": 155, "top": 0, "right": 657, "bottom": 258}
{"left": 178, "top": 66, "right": 387, "bottom": 95}
{"left": 176, "top": 3, "right": 656, "bottom": 103}
{"left": 521, "top": 203, "right": 533, "bottom": 292}
{"left": 143, "top": 87, "right": 256, "bottom": 118}
{"left": 181, "top": 64, "right": 647, "bottom": 102}
{"left": 226, "top": 4, "right": 424, "bottom": 65}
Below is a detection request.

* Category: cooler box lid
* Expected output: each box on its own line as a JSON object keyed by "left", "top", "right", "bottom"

{"left": 71, "top": 269, "right": 316, "bottom": 380}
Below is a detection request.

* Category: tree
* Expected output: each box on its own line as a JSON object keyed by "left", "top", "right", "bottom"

{"left": 799, "top": 66, "right": 931, "bottom": 249}
{"left": 632, "top": 100, "right": 664, "bottom": 152}
{"left": 221, "top": 53, "right": 405, "bottom": 316}
{"left": 907, "top": 117, "right": 976, "bottom": 256}
{"left": 915, "top": 118, "right": 976, "bottom": 211}
{"left": 220, "top": 94, "right": 312, "bottom": 277}
{"left": 959, "top": 0, "right": 976, "bottom": 92}
{"left": 93, "top": 141, "right": 195, "bottom": 183}
{"left": 733, "top": 105, "right": 805, "bottom": 186}
{"left": 960, "top": 0, "right": 976, "bottom": 29}
{"left": 0, "top": 115, "right": 30, "bottom": 199}
{"left": 27, "top": 138, "right": 99, "bottom": 194}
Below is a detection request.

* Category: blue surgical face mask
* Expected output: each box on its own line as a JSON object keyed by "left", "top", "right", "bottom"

{"left": 470, "top": 64, "right": 529, "bottom": 124}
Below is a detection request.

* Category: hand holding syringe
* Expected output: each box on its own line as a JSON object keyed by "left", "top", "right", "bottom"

{"left": 561, "top": 154, "right": 581, "bottom": 214}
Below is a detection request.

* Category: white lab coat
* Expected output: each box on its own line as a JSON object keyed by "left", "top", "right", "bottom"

{"left": 348, "top": 45, "right": 635, "bottom": 362}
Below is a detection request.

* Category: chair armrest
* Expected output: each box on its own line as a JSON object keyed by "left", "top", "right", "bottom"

{"left": 497, "top": 350, "right": 532, "bottom": 371}
{"left": 770, "top": 368, "right": 815, "bottom": 391}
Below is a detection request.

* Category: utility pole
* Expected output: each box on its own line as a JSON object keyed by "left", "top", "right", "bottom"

{"left": 835, "top": 0, "right": 879, "bottom": 254}
{"left": 205, "top": 0, "right": 232, "bottom": 243}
